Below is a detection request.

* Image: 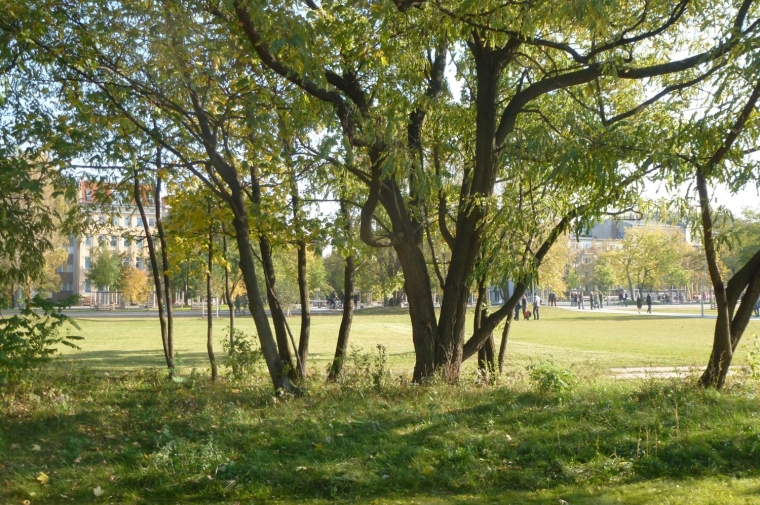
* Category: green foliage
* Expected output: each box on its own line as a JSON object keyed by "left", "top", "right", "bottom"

{"left": 527, "top": 360, "right": 577, "bottom": 397}
{"left": 0, "top": 296, "right": 82, "bottom": 385}
{"left": 221, "top": 328, "right": 263, "bottom": 380}
{"left": 336, "top": 344, "right": 389, "bottom": 390}
{"left": 86, "top": 246, "right": 121, "bottom": 291}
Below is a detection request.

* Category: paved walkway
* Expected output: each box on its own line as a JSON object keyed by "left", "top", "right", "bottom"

{"left": 554, "top": 303, "right": 721, "bottom": 319}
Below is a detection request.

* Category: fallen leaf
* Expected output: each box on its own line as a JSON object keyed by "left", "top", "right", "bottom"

{"left": 93, "top": 486, "right": 104, "bottom": 497}
{"left": 31, "top": 444, "right": 41, "bottom": 452}
{"left": 22, "top": 500, "right": 31, "bottom": 505}
{"left": 296, "top": 466, "right": 307, "bottom": 472}
{"left": 36, "top": 472, "right": 50, "bottom": 485}
{"left": 73, "top": 457, "right": 82, "bottom": 464}
{"left": 109, "top": 475, "right": 116, "bottom": 482}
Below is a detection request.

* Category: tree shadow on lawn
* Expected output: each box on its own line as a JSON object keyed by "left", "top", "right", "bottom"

{"left": 559, "top": 313, "right": 689, "bottom": 322}
{"left": 4, "top": 380, "right": 760, "bottom": 503}
{"left": 63, "top": 350, "right": 219, "bottom": 370}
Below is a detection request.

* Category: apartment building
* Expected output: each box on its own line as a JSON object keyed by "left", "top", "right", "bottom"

{"left": 52, "top": 181, "right": 166, "bottom": 303}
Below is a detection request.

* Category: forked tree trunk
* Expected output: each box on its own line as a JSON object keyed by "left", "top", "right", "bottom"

{"left": 696, "top": 171, "right": 760, "bottom": 388}
{"left": 475, "top": 278, "right": 495, "bottom": 380}
{"left": 134, "top": 168, "right": 173, "bottom": 375}
{"left": 207, "top": 202, "right": 218, "bottom": 381}
{"left": 329, "top": 200, "right": 355, "bottom": 381}
{"left": 250, "top": 165, "right": 296, "bottom": 379}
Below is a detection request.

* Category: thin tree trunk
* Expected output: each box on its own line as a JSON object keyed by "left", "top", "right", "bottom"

{"left": 207, "top": 201, "right": 218, "bottom": 381}
{"left": 134, "top": 168, "right": 173, "bottom": 375}
{"left": 296, "top": 239, "right": 310, "bottom": 372}
{"left": 497, "top": 311, "right": 513, "bottom": 375}
{"left": 154, "top": 165, "right": 174, "bottom": 368}
{"left": 329, "top": 200, "right": 355, "bottom": 381}
{"left": 223, "top": 235, "right": 235, "bottom": 347}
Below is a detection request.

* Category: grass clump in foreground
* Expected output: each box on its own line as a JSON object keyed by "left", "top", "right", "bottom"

{"left": 2, "top": 359, "right": 760, "bottom": 504}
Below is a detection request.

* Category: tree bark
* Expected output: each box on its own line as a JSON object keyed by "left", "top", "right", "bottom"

{"left": 497, "top": 311, "right": 513, "bottom": 375}
{"left": 207, "top": 206, "right": 218, "bottom": 381}
{"left": 134, "top": 168, "right": 173, "bottom": 374}
{"left": 329, "top": 253, "right": 355, "bottom": 381}
{"left": 328, "top": 200, "right": 355, "bottom": 381}
{"left": 154, "top": 166, "right": 174, "bottom": 369}
{"left": 222, "top": 235, "right": 235, "bottom": 347}
{"left": 250, "top": 164, "right": 297, "bottom": 379}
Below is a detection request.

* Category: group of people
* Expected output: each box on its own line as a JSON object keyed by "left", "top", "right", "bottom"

{"left": 514, "top": 292, "right": 557, "bottom": 321}
{"left": 570, "top": 291, "right": 605, "bottom": 310}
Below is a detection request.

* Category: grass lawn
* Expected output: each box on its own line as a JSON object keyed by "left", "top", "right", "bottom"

{"left": 3, "top": 308, "right": 760, "bottom": 504}
{"left": 60, "top": 306, "right": 760, "bottom": 374}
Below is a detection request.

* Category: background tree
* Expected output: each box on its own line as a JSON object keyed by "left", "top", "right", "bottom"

{"left": 86, "top": 246, "right": 121, "bottom": 292}
{"left": 119, "top": 266, "right": 151, "bottom": 305}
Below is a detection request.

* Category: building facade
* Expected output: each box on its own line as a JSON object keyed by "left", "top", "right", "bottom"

{"left": 52, "top": 181, "right": 165, "bottom": 304}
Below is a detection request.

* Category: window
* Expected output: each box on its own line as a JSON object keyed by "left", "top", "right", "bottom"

{"left": 583, "top": 243, "right": 591, "bottom": 249}
{"left": 124, "top": 216, "right": 131, "bottom": 227}
{"left": 148, "top": 218, "right": 156, "bottom": 227}
{"left": 123, "top": 237, "right": 131, "bottom": 247}
{"left": 136, "top": 238, "right": 143, "bottom": 248}
{"left": 136, "top": 217, "right": 144, "bottom": 227}
{"left": 110, "top": 236, "right": 117, "bottom": 248}
{"left": 98, "top": 235, "right": 106, "bottom": 245}
{"left": 98, "top": 215, "right": 105, "bottom": 225}
{"left": 122, "top": 255, "right": 131, "bottom": 266}
{"left": 85, "top": 236, "right": 93, "bottom": 247}
{"left": 85, "top": 189, "right": 92, "bottom": 201}
{"left": 136, "top": 257, "right": 144, "bottom": 269}
{"left": 84, "top": 256, "right": 91, "bottom": 269}
{"left": 84, "top": 280, "right": 91, "bottom": 293}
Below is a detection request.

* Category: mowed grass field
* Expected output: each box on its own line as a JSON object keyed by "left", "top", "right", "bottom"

{"left": 4, "top": 307, "right": 760, "bottom": 504}
{"left": 61, "top": 306, "right": 760, "bottom": 374}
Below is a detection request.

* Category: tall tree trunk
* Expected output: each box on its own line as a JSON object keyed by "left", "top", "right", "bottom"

{"left": 329, "top": 200, "right": 355, "bottom": 381}
{"left": 435, "top": 44, "right": 504, "bottom": 382}
{"left": 154, "top": 165, "right": 174, "bottom": 368}
{"left": 294, "top": 203, "right": 310, "bottom": 374}
{"left": 134, "top": 168, "right": 173, "bottom": 375}
{"left": 207, "top": 201, "right": 218, "bottom": 381}
{"left": 223, "top": 235, "right": 235, "bottom": 347}
{"left": 250, "top": 164, "right": 296, "bottom": 378}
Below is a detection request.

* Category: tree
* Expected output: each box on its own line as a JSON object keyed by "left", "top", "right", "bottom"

{"left": 230, "top": 0, "right": 758, "bottom": 382}
{"left": 119, "top": 266, "right": 150, "bottom": 305}
{"left": 601, "top": 226, "right": 688, "bottom": 296}
{"left": 86, "top": 246, "right": 120, "bottom": 291}
{"left": 593, "top": 257, "right": 617, "bottom": 293}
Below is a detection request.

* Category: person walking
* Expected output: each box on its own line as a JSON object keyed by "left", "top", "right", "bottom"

{"left": 578, "top": 292, "right": 585, "bottom": 309}
{"left": 636, "top": 294, "right": 643, "bottom": 314}
{"left": 533, "top": 293, "right": 541, "bottom": 320}
{"left": 646, "top": 291, "right": 653, "bottom": 314}
{"left": 754, "top": 297, "right": 760, "bottom": 317}
{"left": 598, "top": 291, "right": 603, "bottom": 309}
{"left": 521, "top": 294, "right": 528, "bottom": 320}
{"left": 623, "top": 290, "right": 628, "bottom": 307}
{"left": 514, "top": 298, "right": 521, "bottom": 320}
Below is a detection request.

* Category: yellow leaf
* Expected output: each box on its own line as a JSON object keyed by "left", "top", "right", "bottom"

{"left": 31, "top": 444, "right": 41, "bottom": 452}
{"left": 36, "top": 471, "right": 50, "bottom": 485}
{"left": 93, "top": 486, "right": 104, "bottom": 497}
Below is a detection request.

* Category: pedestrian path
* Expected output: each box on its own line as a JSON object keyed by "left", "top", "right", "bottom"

{"left": 608, "top": 365, "right": 741, "bottom": 379}
{"left": 554, "top": 304, "right": 719, "bottom": 319}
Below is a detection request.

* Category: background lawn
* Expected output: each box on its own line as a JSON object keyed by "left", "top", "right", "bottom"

{"left": 60, "top": 306, "right": 760, "bottom": 375}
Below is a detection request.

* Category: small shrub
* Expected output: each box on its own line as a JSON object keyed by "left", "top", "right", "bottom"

{"left": 0, "top": 296, "right": 82, "bottom": 386}
{"left": 527, "top": 360, "right": 577, "bottom": 396}
{"left": 338, "top": 344, "right": 390, "bottom": 390}
{"left": 222, "top": 328, "right": 263, "bottom": 380}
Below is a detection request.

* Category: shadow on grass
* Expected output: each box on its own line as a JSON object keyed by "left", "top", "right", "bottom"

{"left": 4, "top": 375, "right": 760, "bottom": 504}
{"left": 64, "top": 350, "right": 219, "bottom": 369}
